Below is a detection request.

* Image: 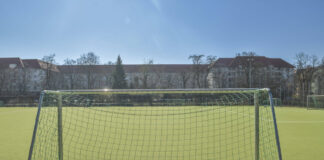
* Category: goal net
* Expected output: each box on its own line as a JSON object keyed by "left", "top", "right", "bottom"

{"left": 262, "top": 98, "right": 282, "bottom": 107}
{"left": 28, "top": 88, "right": 282, "bottom": 160}
{"left": 307, "top": 95, "right": 324, "bottom": 109}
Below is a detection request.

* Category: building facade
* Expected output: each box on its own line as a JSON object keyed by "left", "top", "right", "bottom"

{"left": 0, "top": 56, "right": 298, "bottom": 104}
{"left": 0, "top": 58, "right": 60, "bottom": 96}
{"left": 57, "top": 64, "right": 209, "bottom": 90}
{"left": 207, "top": 56, "right": 295, "bottom": 101}
{"left": 0, "top": 57, "right": 209, "bottom": 97}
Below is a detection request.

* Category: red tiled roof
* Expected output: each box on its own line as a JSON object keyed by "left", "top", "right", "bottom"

{"left": 22, "top": 59, "right": 42, "bottom": 68}
{"left": 0, "top": 57, "right": 24, "bottom": 69}
{"left": 0, "top": 58, "right": 60, "bottom": 72}
{"left": 23, "top": 59, "right": 60, "bottom": 72}
{"left": 211, "top": 58, "right": 233, "bottom": 67}
{"left": 267, "top": 58, "right": 294, "bottom": 68}
{"left": 213, "top": 56, "right": 294, "bottom": 68}
{"left": 59, "top": 64, "right": 208, "bottom": 74}
{"left": 1, "top": 56, "right": 294, "bottom": 73}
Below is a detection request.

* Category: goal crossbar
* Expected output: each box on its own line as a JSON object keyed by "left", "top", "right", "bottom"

{"left": 41, "top": 88, "right": 270, "bottom": 96}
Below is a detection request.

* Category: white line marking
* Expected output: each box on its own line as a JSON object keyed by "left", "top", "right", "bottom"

{"left": 278, "top": 121, "right": 324, "bottom": 123}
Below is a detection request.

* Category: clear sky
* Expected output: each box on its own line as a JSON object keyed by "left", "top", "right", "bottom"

{"left": 0, "top": 0, "right": 323, "bottom": 64}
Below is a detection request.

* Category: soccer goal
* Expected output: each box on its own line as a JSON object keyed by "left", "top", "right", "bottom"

{"left": 272, "top": 98, "right": 282, "bottom": 107}
{"left": 28, "top": 88, "right": 282, "bottom": 160}
{"left": 262, "top": 98, "right": 282, "bottom": 107}
{"left": 307, "top": 95, "right": 324, "bottom": 109}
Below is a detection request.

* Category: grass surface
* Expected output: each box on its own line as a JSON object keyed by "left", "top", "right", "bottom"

{"left": 0, "top": 107, "right": 323, "bottom": 159}
{"left": 0, "top": 108, "right": 36, "bottom": 160}
{"left": 275, "top": 107, "right": 324, "bottom": 160}
{"left": 32, "top": 106, "right": 276, "bottom": 160}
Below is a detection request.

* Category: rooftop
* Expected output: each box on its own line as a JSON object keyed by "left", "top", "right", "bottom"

{"left": 212, "top": 56, "right": 294, "bottom": 68}
{"left": 0, "top": 56, "right": 294, "bottom": 73}
{"left": 59, "top": 64, "right": 209, "bottom": 73}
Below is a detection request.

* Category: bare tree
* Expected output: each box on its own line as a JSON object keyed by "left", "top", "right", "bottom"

{"left": 77, "top": 52, "right": 100, "bottom": 65}
{"left": 106, "top": 61, "right": 114, "bottom": 65}
{"left": 100, "top": 61, "right": 114, "bottom": 88}
{"left": 234, "top": 52, "right": 263, "bottom": 88}
{"left": 104, "top": 72, "right": 113, "bottom": 89}
{"left": 63, "top": 58, "right": 77, "bottom": 89}
{"left": 134, "top": 76, "right": 140, "bottom": 89}
{"left": 64, "top": 58, "right": 76, "bottom": 65}
{"left": 236, "top": 51, "right": 257, "bottom": 57}
{"left": 295, "top": 52, "right": 319, "bottom": 105}
{"left": 18, "top": 67, "right": 29, "bottom": 95}
{"left": 0, "top": 69, "right": 7, "bottom": 95}
{"left": 153, "top": 66, "right": 164, "bottom": 89}
{"left": 180, "top": 71, "right": 190, "bottom": 88}
{"left": 237, "top": 57, "right": 252, "bottom": 88}
{"left": 42, "top": 54, "right": 57, "bottom": 90}
{"left": 206, "top": 55, "right": 217, "bottom": 65}
{"left": 189, "top": 55, "right": 205, "bottom": 88}
{"left": 77, "top": 52, "right": 100, "bottom": 89}
{"left": 140, "top": 59, "right": 153, "bottom": 89}
{"left": 205, "top": 55, "right": 218, "bottom": 87}
{"left": 166, "top": 74, "right": 173, "bottom": 88}
{"left": 310, "top": 54, "right": 319, "bottom": 68}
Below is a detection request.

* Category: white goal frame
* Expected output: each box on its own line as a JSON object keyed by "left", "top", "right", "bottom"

{"left": 28, "top": 88, "right": 282, "bottom": 160}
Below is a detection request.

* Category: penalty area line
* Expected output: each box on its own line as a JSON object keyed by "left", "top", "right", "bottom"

{"left": 277, "top": 120, "right": 324, "bottom": 123}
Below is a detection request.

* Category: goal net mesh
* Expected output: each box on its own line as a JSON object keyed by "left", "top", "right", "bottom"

{"left": 307, "top": 95, "right": 324, "bottom": 109}
{"left": 29, "top": 89, "right": 280, "bottom": 160}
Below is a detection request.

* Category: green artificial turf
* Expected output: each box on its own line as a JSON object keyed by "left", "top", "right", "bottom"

{"left": 0, "top": 107, "right": 323, "bottom": 159}
{"left": 0, "top": 107, "right": 36, "bottom": 160}
{"left": 275, "top": 107, "right": 324, "bottom": 160}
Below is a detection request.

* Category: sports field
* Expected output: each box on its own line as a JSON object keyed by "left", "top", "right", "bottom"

{"left": 0, "top": 106, "right": 323, "bottom": 160}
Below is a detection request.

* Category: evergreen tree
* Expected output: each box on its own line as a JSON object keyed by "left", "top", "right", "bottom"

{"left": 112, "top": 55, "right": 127, "bottom": 89}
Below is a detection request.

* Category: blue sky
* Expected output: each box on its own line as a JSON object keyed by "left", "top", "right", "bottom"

{"left": 0, "top": 0, "right": 323, "bottom": 64}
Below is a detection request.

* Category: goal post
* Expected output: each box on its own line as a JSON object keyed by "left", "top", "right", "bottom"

{"left": 254, "top": 91, "right": 260, "bottom": 160}
{"left": 57, "top": 93, "right": 63, "bottom": 160}
{"left": 28, "top": 88, "right": 282, "bottom": 160}
{"left": 307, "top": 95, "right": 324, "bottom": 109}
